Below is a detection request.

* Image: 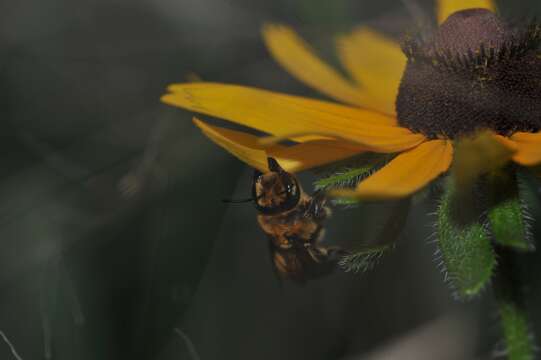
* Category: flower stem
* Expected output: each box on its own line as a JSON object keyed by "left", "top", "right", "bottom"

{"left": 493, "top": 245, "right": 536, "bottom": 360}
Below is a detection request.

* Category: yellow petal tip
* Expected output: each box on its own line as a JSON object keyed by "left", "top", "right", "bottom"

{"left": 262, "top": 23, "right": 288, "bottom": 34}
{"left": 191, "top": 116, "right": 203, "bottom": 126}
{"left": 160, "top": 93, "right": 174, "bottom": 105}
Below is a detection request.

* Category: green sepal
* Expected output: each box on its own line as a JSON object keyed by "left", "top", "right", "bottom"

{"left": 488, "top": 199, "right": 532, "bottom": 251}
{"left": 339, "top": 199, "right": 410, "bottom": 273}
{"left": 314, "top": 166, "right": 373, "bottom": 192}
{"left": 314, "top": 164, "right": 374, "bottom": 206}
{"left": 339, "top": 244, "right": 393, "bottom": 273}
{"left": 437, "top": 179, "right": 496, "bottom": 299}
{"left": 487, "top": 170, "right": 534, "bottom": 252}
{"left": 331, "top": 197, "right": 364, "bottom": 206}
{"left": 313, "top": 154, "right": 392, "bottom": 206}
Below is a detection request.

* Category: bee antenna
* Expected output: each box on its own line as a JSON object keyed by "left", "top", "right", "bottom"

{"left": 222, "top": 197, "right": 254, "bottom": 204}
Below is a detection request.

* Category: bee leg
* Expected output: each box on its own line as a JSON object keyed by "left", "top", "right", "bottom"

{"left": 303, "top": 245, "right": 344, "bottom": 278}
{"left": 305, "top": 243, "right": 341, "bottom": 264}
{"left": 267, "top": 157, "right": 285, "bottom": 173}
{"left": 306, "top": 190, "right": 331, "bottom": 220}
{"left": 305, "top": 245, "right": 323, "bottom": 263}
{"left": 325, "top": 247, "right": 350, "bottom": 263}
{"left": 309, "top": 245, "right": 348, "bottom": 263}
{"left": 313, "top": 228, "right": 326, "bottom": 245}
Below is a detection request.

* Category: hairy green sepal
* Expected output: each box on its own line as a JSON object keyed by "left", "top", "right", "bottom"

{"left": 339, "top": 199, "right": 410, "bottom": 273}
{"left": 487, "top": 171, "right": 533, "bottom": 252}
{"left": 339, "top": 244, "right": 393, "bottom": 273}
{"left": 489, "top": 199, "right": 531, "bottom": 251}
{"left": 314, "top": 166, "right": 373, "bottom": 192}
{"left": 313, "top": 153, "right": 391, "bottom": 199}
{"left": 437, "top": 181, "right": 495, "bottom": 299}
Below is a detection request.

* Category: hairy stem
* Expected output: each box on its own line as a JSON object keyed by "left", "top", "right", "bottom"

{"left": 493, "top": 246, "right": 535, "bottom": 360}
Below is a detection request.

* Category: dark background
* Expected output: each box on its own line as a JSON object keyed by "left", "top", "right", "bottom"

{"left": 1, "top": 0, "right": 541, "bottom": 359}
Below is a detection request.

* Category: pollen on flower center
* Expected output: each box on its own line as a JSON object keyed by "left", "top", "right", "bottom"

{"left": 396, "top": 9, "right": 541, "bottom": 139}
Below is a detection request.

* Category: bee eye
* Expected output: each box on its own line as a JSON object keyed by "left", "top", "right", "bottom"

{"left": 284, "top": 179, "right": 298, "bottom": 197}
{"left": 252, "top": 170, "right": 301, "bottom": 215}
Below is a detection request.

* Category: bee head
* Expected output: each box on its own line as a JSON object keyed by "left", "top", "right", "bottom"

{"left": 252, "top": 158, "right": 301, "bottom": 215}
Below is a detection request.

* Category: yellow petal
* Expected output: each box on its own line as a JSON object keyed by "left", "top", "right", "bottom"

{"left": 452, "top": 132, "right": 516, "bottom": 190}
{"left": 509, "top": 131, "right": 541, "bottom": 166}
{"left": 162, "top": 83, "right": 423, "bottom": 153}
{"left": 336, "top": 27, "right": 406, "bottom": 116}
{"left": 334, "top": 140, "right": 453, "bottom": 200}
{"left": 437, "top": 0, "right": 497, "bottom": 24}
{"left": 261, "top": 24, "right": 366, "bottom": 107}
{"left": 193, "top": 118, "right": 365, "bottom": 172}
{"left": 271, "top": 141, "right": 366, "bottom": 173}
{"left": 259, "top": 128, "right": 424, "bottom": 154}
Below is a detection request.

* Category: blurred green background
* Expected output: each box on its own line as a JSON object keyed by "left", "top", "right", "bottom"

{"left": 1, "top": 0, "right": 541, "bottom": 359}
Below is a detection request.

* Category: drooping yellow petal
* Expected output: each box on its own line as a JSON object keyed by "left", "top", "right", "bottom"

{"left": 336, "top": 27, "right": 406, "bottom": 116}
{"left": 193, "top": 118, "right": 269, "bottom": 171}
{"left": 162, "top": 83, "right": 424, "bottom": 153}
{"left": 261, "top": 24, "right": 367, "bottom": 108}
{"left": 437, "top": 0, "right": 497, "bottom": 24}
{"left": 193, "top": 118, "right": 365, "bottom": 172}
{"left": 333, "top": 140, "right": 453, "bottom": 200}
{"left": 452, "top": 132, "right": 516, "bottom": 190}
{"left": 509, "top": 132, "right": 541, "bottom": 166}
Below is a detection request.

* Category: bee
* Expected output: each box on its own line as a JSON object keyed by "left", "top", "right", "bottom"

{"left": 226, "top": 157, "right": 344, "bottom": 283}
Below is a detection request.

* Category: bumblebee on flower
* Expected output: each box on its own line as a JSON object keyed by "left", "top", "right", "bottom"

{"left": 163, "top": 0, "right": 540, "bottom": 358}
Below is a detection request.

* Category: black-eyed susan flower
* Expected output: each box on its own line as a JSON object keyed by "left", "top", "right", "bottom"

{"left": 162, "top": 0, "right": 541, "bottom": 202}
{"left": 163, "top": 1, "right": 540, "bottom": 357}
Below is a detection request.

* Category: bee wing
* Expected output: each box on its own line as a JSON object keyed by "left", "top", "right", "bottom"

{"left": 267, "top": 240, "right": 285, "bottom": 288}
{"left": 269, "top": 240, "right": 347, "bottom": 285}
{"left": 269, "top": 241, "right": 309, "bottom": 285}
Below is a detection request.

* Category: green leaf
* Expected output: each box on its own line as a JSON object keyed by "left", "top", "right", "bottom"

{"left": 437, "top": 180, "right": 496, "bottom": 299}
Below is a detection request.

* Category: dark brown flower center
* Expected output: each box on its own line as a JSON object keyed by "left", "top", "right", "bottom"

{"left": 396, "top": 9, "right": 541, "bottom": 139}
